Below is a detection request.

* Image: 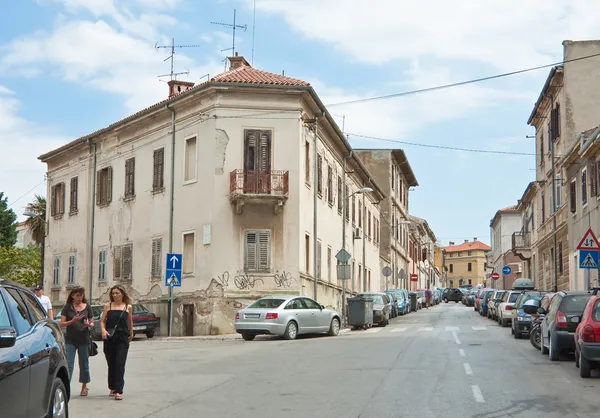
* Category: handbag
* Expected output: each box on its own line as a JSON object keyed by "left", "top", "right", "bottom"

{"left": 89, "top": 340, "right": 98, "bottom": 357}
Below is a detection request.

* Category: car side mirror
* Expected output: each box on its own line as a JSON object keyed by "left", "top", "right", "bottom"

{"left": 537, "top": 307, "right": 545, "bottom": 314}
{"left": 320, "top": 304, "right": 324, "bottom": 310}
{"left": 0, "top": 327, "right": 17, "bottom": 348}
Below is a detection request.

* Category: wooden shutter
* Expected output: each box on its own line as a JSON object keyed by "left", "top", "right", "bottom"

{"left": 113, "top": 246, "right": 122, "bottom": 279}
{"left": 153, "top": 148, "right": 164, "bottom": 190}
{"left": 317, "top": 155, "right": 323, "bottom": 194}
{"left": 51, "top": 185, "right": 57, "bottom": 216}
{"left": 258, "top": 230, "right": 271, "bottom": 271}
{"left": 589, "top": 161, "right": 597, "bottom": 198}
{"left": 258, "top": 131, "right": 271, "bottom": 172}
{"left": 60, "top": 183, "right": 65, "bottom": 215}
{"left": 98, "top": 250, "right": 105, "bottom": 281}
{"left": 345, "top": 185, "right": 350, "bottom": 220}
{"left": 96, "top": 170, "right": 102, "bottom": 205}
{"left": 337, "top": 175, "right": 342, "bottom": 212}
{"left": 317, "top": 240, "right": 322, "bottom": 279}
{"left": 245, "top": 231, "right": 257, "bottom": 271}
{"left": 569, "top": 180, "right": 576, "bottom": 213}
{"left": 597, "top": 161, "right": 600, "bottom": 198}
{"left": 122, "top": 244, "right": 133, "bottom": 280}
{"left": 327, "top": 165, "right": 333, "bottom": 204}
{"left": 151, "top": 238, "right": 162, "bottom": 277}
{"left": 125, "top": 158, "right": 135, "bottom": 197}
{"left": 106, "top": 167, "right": 113, "bottom": 204}
{"left": 70, "top": 177, "right": 78, "bottom": 212}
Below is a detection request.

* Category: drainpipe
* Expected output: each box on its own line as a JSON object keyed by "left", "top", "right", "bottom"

{"left": 88, "top": 141, "right": 97, "bottom": 302}
{"left": 313, "top": 117, "right": 319, "bottom": 301}
{"left": 341, "top": 150, "right": 352, "bottom": 327}
{"left": 362, "top": 190, "right": 367, "bottom": 291}
{"left": 167, "top": 105, "right": 176, "bottom": 336}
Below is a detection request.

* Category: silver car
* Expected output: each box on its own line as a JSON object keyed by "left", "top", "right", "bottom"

{"left": 234, "top": 296, "right": 342, "bottom": 341}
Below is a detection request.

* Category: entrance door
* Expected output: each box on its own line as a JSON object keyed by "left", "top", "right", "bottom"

{"left": 183, "top": 304, "right": 194, "bottom": 336}
{"left": 244, "top": 130, "right": 271, "bottom": 194}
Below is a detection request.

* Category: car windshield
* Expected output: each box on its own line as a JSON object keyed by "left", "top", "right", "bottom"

{"left": 364, "top": 295, "right": 384, "bottom": 304}
{"left": 247, "top": 299, "right": 286, "bottom": 309}
{"left": 562, "top": 295, "right": 591, "bottom": 312}
{"left": 508, "top": 293, "right": 520, "bottom": 303}
{"left": 133, "top": 304, "right": 149, "bottom": 313}
{"left": 516, "top": 294, "right": 542, "bottom": 308}
{"left": 593, "top": 301, "right": 600, "bottom": 322}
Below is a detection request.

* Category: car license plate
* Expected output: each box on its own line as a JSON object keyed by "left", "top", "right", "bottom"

{"left": 245, "top": 314, "right": 260, "bottom": 319}
{"left": 133, "top": 326, "right": 145, "bottom": 331}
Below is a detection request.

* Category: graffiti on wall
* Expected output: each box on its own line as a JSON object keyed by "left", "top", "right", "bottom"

{"left": 233, "top": 271, "right": 264, "bottom": 289}
{"left": 214, "top": 271, "right": 230, "bottom": 288}
{"left": 212, "top": 270, "right": 296, "bottom": 289}
{"left": 274, "top": 270, "right": 296, "bottom": 288}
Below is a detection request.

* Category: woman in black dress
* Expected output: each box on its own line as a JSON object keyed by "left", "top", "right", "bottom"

{"left": 100, "top": 285, "right": 134, "bottom": 400}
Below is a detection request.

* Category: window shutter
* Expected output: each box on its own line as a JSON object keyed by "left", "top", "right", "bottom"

{"left": 317, "top": 155, "right": 323, "bottom": 194}
{"left": 151, "top": 238, "right": 162, "bottom": 277}
{"left": 590, "top": 162, "right": 597, "bottom": 198}
{"left": 113, "top": 246, "right": 122, "bottom": 279}
{"left": 245, "top": 231, "right": 258, "bottom": 271}
{"left": 106, "top": 167, "right": 113, "bottom": 203}
{"left": 258, "top": 231, "right": 271, "bottom": 270}
{"left": 70, "top": 177, "right": 78, "bottom": 212}
{"left": 597, "top": 161, "right": 600, "bottom": 198}
{"left": 317, "top": 240, "right": 322, "bottom": 279}
{"left": 60, "top": 183, "right": 65, "bottom": 215}
{"left": 569, "top": 181, "right": 576, "bottom": 213}
{"left": 125, "top": 158, "right": 135, "bottom": 197}
{"left": 259, "top": 131, "right": 271, "bottom": 172}
{"left": 98, "top": 250, "right": 105, "bottom": 281}
{"left": 51, "top": 185, "right": 57, "bottom": 216}
{"left": 96, "top": 170, "right": 102, "bottom": 205}
{"left": 122, "top": 244, "right": 133, "bottom": 280}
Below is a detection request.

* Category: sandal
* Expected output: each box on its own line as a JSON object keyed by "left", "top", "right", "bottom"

{"left": 115, "top": 393, "right": 123, "bottom": 401}
{"left": 109, "top": 390, "right": 116, "bottom": 397}
{"left": 80, "top": 388, "right": 89, "bottom": 397}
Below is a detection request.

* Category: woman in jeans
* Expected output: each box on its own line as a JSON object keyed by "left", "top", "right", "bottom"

{"left": 100, "top": 285, "right": 134, "bottom": 400}
{"left": 60, "top": 286, "right": 94, "bottom": 396}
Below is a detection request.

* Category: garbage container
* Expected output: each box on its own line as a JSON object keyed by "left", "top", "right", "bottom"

{"left": 347, "top": 296, "right": 374, "bottom": 330}
{"left": 408, "top": 292, "right": 418, "bottom": 311}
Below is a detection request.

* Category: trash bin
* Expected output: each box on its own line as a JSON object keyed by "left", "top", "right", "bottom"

{"left": 347, "top": 296, "right": 374, "bottom": 330}
{"left": 408, "top": 292, "right": 418, "bottom": 311}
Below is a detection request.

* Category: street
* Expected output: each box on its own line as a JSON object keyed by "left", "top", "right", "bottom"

{"left": 70, "top": 303, "right": 600, "bottom": 418}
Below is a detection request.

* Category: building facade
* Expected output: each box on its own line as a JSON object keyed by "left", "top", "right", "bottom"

{"left": 527, "top": 40, "right": 600, "bottom": 292}
{"left": 444, "top": 239, "right": 491, "bottom": 288}
{"left": 39, "top": 55, "right": 385, "bottom": 336}
{"left": 489, "top": 205, "right": 523, "bottom": 289}
{"left": 355, "top": 149, "right": 418, "bottom": 290}
{"left": 433, "top": 245, "right": 447, "bottom": 287}
{"left": 408, "top": 216, "right": 437, "bottom": 290}
{"left": 15, "top": 222, "right": 34, "bottom": 248}
{"left": 512, "top": 181, "right": 539, "bottom": 287}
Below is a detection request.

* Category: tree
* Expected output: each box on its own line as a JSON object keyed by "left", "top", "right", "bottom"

{"left": 0, "top": 245, "right": 41, "bottom": 287}
{"left": 0, "top": 192, "right": 17, "bottom": 247}
{"left": 25, "top": 195, "right": 46, "bottom": 245}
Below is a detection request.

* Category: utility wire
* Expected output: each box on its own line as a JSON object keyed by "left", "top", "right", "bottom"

{"left": 326, "top": 52, "right": 600, "bottom": 107}
{"left": 7, "top": 178, "right": 46, "bottom": 209}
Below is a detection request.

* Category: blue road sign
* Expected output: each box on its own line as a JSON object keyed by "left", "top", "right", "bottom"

{"left": 502, "top": 265, "right": 512, "bottom": 275}
{"left": 579, "top": 250, "right": 599, "bottom": 269}
{"left": 165, "top": 253, "right": 182, "bottom": 287}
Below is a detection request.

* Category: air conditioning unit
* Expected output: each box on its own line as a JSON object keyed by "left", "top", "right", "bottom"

{"left": 353, "top": 228, "right": 362, "bottom": 240}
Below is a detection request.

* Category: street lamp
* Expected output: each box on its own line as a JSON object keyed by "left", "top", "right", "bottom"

{"left": 23, "top": 210, "right": 46, "bottom": 287}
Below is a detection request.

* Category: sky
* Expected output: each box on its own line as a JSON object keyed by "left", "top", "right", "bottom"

{"left": 2, "top": 0, "right": 600, "bottom": 246}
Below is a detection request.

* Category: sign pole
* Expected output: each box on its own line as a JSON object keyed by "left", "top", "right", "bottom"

{"left": 165, "top": 253, "right": 183, "bottom": 337}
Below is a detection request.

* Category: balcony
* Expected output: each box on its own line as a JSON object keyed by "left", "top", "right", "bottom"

{"left": 511, "top": 231, "right": 532, "bottom": 261}
{"left": 229, "top": 169, "right": 289, "bottom": 214}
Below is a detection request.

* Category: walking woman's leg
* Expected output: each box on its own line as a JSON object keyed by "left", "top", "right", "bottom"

{"left": 78, "top": 344, "right": 91, "bottom": 394}
{"left": 104, "top": 340, "right": 116, "bottom": 394}
{"left": 114, "top": 340, "right": 130, "bottom": 396}
{"left": 65, "top": 343, "right": 76, "bottom": 382}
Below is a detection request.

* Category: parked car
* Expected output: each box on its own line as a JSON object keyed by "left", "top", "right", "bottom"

{"left": 442, "top": 288, "right": 463, "bottom": 303}
{"left": 497, "top": 290, "right": 521, "bottom": 327}
{"left": 574, "top": 289, "right": 600, "bottom": 377}
{"left": 234, "top": 296, "right": 341, "bottom": 340}
{"left": 488, "top": 290, "right": 507, "bottom": 320}
{"left": 361, "top": 293, "right": 391, "bottom": 326}
{"left": 465, "top": 289, "right": 478, "bottom": 307}
{"left": 540, "top": 291, "right": 591, "bottom": 360}
{"left": 384, "top": 289, "right": 410, "bottom": 315}
{"left": 0, "top": 278, "right": 70, "bottom": 417}
{"left": 479, "top": 290, "right": 495, "bottom": 316}
{"left": 511, "top": 291, "right": 546, "bottom": 338}
{"left": 386, "top": 292, "right": 398, "bottom": 318}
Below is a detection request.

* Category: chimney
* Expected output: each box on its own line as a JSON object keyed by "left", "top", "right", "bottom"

{"left": 167, "top": 80, "right": 195, "bottom": 99}
{"left": 464, "top": 239, "right": 469, "bottom": 243}
{"left": 228, "top": 52, "right": 250, "bottom": 70}
{"left": 473, "top": 237, "right": 477, "bottom": 241}
{"left": 449, "top": 241, "right": 455, "bottom": 246}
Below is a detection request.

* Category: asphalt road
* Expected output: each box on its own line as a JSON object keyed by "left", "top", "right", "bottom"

{"left": 69, "top": 302, "right": 600, "bottom": 417}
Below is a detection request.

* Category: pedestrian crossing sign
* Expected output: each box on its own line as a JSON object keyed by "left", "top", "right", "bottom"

{"left": 579, "top": 250, "right": 599, "bottom": 269}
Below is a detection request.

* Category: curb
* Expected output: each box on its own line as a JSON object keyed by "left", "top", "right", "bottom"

{"left": 158, "top": 334, "right": 242, "bottom": 342}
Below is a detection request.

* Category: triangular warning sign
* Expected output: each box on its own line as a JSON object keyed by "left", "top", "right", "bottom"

{"left": 582, "top": 253, "right": 598, "bottom": 268}
{"left": 577, "top": 228, "right": 600, "bottom": 250}
{"left": 167, "top": 273, "right": 180, "bottom": 285}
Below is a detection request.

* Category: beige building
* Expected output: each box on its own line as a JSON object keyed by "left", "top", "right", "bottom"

{"left": 38, "top": 55, "right": 385, "bottom": 336}
{"left": 444, "top": 239, "right": 491, "bottom": 287}
{"left": 408, "top": 216, "right": 437, "bottom": 290}
{"left": 354, "top": 149, "right": 418, "bottom": 290}
{"left": 512, "top": 181, "right": 539, "bottom": 286}
{"left": 489, "top": 205, "right": 524, "bottom": 289}
{"left": 526, "top": 40, "right": 600, "bottom": 291}
{"left": 560, "top": 125, "right": 600, "bottom": 290}
{"left": 433, "top": 245, "right": 447, "bottom": 287}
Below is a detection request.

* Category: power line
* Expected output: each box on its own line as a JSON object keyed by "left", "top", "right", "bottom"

{"left": 347, "top": 133, "right": 536, "bottom": 156}
{"left": 326, "top": 52, "right": 600, "bottom": 107}
{"left": 8, "top": 177, "right": 46, "bottom": 209}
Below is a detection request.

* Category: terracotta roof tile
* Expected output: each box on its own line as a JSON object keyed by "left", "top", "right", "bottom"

{"left": 443, "top": 241, "right": 491, "bottom": 253}
{"left": 499, "top": 205, "right": 518, "bottom": 212}
{"left": 210, "top": 65, "right": 309, "bottom": 86}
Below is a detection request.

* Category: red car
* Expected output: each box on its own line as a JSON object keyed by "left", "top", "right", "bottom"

{"left": 574, "top": 288, "right": 600, "bottom": 378}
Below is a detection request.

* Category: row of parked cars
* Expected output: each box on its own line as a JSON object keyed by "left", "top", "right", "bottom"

{"left": 466, "top": 278, "right": 600, "bottom": 378}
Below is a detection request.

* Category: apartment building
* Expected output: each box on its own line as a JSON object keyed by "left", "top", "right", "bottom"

{"left": 444, "top": 239, "right": 491, "bottom": 287}
{"left": 354, "top": 149, "right": 418, "bottom": 290}
{"left": 511, "top": 181, "right": 539, "bottom": 285}
{"left": 408, "top": 216, "right": 437, "bottom": 290}
{"left": 489, "top": 205, "right": 523, "bottom": 290}
{"left": 526, "top": 40, "right": 600, "bottom": 291}
{"left": 39, "top": 54, "right": 384, "bottom": 336}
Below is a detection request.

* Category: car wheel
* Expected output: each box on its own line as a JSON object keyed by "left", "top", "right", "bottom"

{"left": 580, "top": 355, "right": 591, "bottom": 378}
{"left": 549, "top": 335, "right": 560, "bottom": 361}
{"left": 241, "top": 333, "right": 255, "bottom": 341}
{"left": 455, "top": 300, "right": 459, "bottom": 303}
{"left": 328, "top": 318, "right": 340, "bottom": 336}
{"left": 146, "top": 331, "right": 154, "bottom": 339}
{"left": 284, "top": 321, "right": 298, "bottom": 340}
{"left": 541, "top": 334, "right": 549, "bottom": 354}
{"left": 444, "top": 298, "right": 448, "bottom": 303}
{"left": 48, "top": 376, "right": 69, "bottom": 418}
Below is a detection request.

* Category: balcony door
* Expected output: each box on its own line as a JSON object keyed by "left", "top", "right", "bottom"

{"left": 244, "top": 130, "right": 271, "bottom": 194}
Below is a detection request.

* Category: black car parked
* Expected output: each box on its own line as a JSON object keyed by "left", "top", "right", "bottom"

{"left": 442, "top": 288, "right": 463, "bottom": 303}
{"left": 0, "top": 278, "right": 70, "bottom": 417}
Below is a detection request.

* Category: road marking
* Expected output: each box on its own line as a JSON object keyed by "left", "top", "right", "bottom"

{"left": 364, "top": 328, "right": 383, "bottom": 333}
{"left": 463, "top": 363, "right": 473, "bottom": 375}
{"left": 419, "top": 327, "right": 433, "bottom": 332}
{"left": 391, "top": 327, "right": 407, "bottom": 332}
{"left": 445, "top": 326, "right": 460, "bottom": 331}
{"left": 471, "top": 326, "right": 487, "bottom": 331}
{"left": 472, "top": 385, "right": 485, "bottom": 403}
{"left": 459, "top": 349, "right": 466, "bottom": 357}
{"left": 453, "top": 331, "right": 461, "bottom": 345}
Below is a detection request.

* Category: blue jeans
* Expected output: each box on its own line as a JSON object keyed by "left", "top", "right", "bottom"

{"left": 66, "top": 343, "right": 91, "bottom": 384}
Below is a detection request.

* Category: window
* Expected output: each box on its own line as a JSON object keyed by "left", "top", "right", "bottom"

{"left": 20, "top": 290, "right": 47, "bottom": 322}
{"left": 113, "top": 246, "right": 122, "bottom": 279}
{"left": 51, "top": 182, "right": 65, "bottom": 217}
{"left": 122, "top": 243, "right": 133, "bottom": 280}
{"left": 596, "top": 161, "right": 600, "bottom": 198}
{"left": 449, "top": 264, "right": 453, "bottom": 273}
{"left": 351, "top": 194, "right": 356, "bottom": 224}
{"left": 582, "top": 168, "right": 588, "bottom": 206}
{"left": 183, "top": 136, "right": 197, "bottom": 182}
{"left": 4, "top": 289, "right": 32, "bottom": 335}
{"left": 468, "top": 279, "right": 472, "bottom": 285}
{"left": 337, "top": 175, "right": 343, "bottom": 213}
{"left": 244, "top": 230, "right": 270, "bottom": 272}
{"left": 151, "top": 238, "right": 162, "bottom": 278}
{"left": 69, "top": 177, "right": 78, "bottom": 214}
{"left": 539, "top": 132, "right": 544, "bottom": 160}
{"left": 98, "top": 249, "right": 107, "bottom": 282}
{"left": 541, "top": 192, "right": 545, "bottom": 221}
{"left": 305, "top": 140, "right": 310, "bottom": 184}
{"left": 327, "top": 246, "right": 332, "bottom": 281}
{"left": 305, "top": 233, "right": 310, "bottom": 273}
{"left": 153, "top": 148, "right": 165, "bottom": 191}
{"left": 358, "top": 264, "right": 362, "bottom": 291}
{"left": 317, "top": 154, "right": 323, "bottom": 196}
{"left": 96, "top": 167, "right": 113, "bottom": 206}
{"left": 358, "top": 204, "right": 362, "bottom": 228}
{"left": 352, "top": 261, "right": 356, "bottom": 291}
{"left": 468, "top": 262, "right": 472, "bottom": 272}
{"left": 68, "top": 253, "right": 76, "bottom": 285}
{"left": 327, "top": 165, "right": 333, "bottom": 205}
{"left": 555, "top": 176, "right": 562, "bottom": 208}
{"left": 125, "top": 158, "right": 135, "bottom": 198}
{"left": 367, "top": 210, "right": 372, "bottom": 239}
{"left": 558, "top": 241, "right": 563, "bottom": 274}
{"left": 53, "top": 256, "right": 61, "bottom": 286}
{"left": 345, "top": 185, "right": 350, "bottom": 220}
{"left": 468, "top": 251, "right": 472, "bottom": 256}
{"left": 316, "top": 239, "right": 322, "bottom": 279}
{"left": 551, "top": 104, "right": 560, "bottom": 140}
{"left": 591, "top": 161, "right": 598, "bottom": 198}
{"left": 183, "top": 232, "right": 195, "bottom": 274}
{"left": 569, "top": 178, "right": 577, "bottom": 213}
{"left": 391, "top": 166, "right": 395, "bottom": 190}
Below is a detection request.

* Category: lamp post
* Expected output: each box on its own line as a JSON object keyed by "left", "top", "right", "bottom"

{"left": 23, "top": 210, "right": 45, "bottom": 287}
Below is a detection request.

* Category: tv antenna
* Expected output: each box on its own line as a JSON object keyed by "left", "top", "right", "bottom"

{"left": 211, "top": 9, "right": 247, "bottom": 58}
{"left": 155, "top": 38, "right": 202, "bottom": 80}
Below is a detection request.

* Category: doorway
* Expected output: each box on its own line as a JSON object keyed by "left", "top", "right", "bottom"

{"left": 244, "top": 129, "right": 271, "bottom": 194}
{"left": 183, "top": 304, "right": 195, "bottom": 336}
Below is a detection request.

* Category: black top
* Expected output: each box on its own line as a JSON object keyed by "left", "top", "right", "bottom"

{"left": 105, "top": 303, "right": 130, "bottom": 342}
{"left": 61, "top": 304, "right": 93, "bottom": 346}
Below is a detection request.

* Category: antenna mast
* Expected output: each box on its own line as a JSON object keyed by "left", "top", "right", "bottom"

{"left": 211, "top": 9, "right": 247, "bottom": 60}
{"left": 155, "top": 38, "right": 202, "bottom": 80}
